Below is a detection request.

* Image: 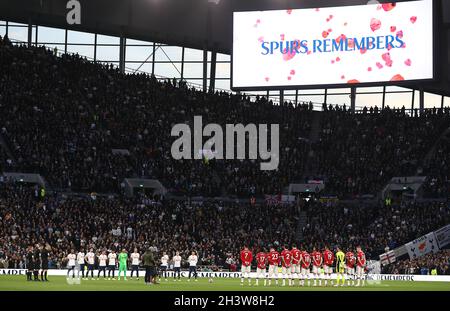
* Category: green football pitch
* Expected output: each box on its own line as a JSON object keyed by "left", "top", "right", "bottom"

{"left": 0, "top": 276, "right": 449, "bottom": 291}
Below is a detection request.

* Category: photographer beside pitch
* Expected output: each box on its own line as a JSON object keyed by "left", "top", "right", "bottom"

{"left": 142, "top": 248, "right": 158, "bottom": 285}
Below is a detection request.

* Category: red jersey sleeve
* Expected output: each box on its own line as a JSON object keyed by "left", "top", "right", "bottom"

{"left": 357, "top": 252, "right": 366, "bottom": 266}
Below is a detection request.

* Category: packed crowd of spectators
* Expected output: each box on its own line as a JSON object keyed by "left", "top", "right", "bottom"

{"left": 301, "top": 200, "right": 450, "bottom": 260}
{"left": 0, "top": 183, "right": 297, "bottom": 269}
{"left": 308, "top": 107, "right": 450, "bottom": 198}
{"left": 382, "top": 250, "right": 450, "bottom": 275}
{"left": 1, "top": 37, "right": 449, "bottom": 199}
{"left": 0, "top": 147, "right": 11, "bottom": 173}
{"left": 1, "top": 182, "right": 449, "bottom": 269}
{"left": 0, "top": 36, "right": 311, "bottom": 197}
{"left": 422, "top": 130, "right": 450, "bottom": 198}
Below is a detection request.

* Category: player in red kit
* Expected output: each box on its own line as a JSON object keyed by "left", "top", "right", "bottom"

{"left": 345, "top": 250, "right": 356, "bottom": 286}
{"left": 240, "top": 246, "right": 253, "bottom": 286}
{"left": 323, "top": 246, "right": 335, "bottom": 286}
{"left": 311, "top": 247, "right": 323, "bottom": 286}
{"left": 290, "top": 245, "right": 301, "bottom": 285}
{"left": 267, "top": 247, "right": 280, "bottom": 286}
{"left": 300, "top": 249, "right": 311, "bottom": 286}
{"left": 356, "top": 246, "right": 367, "bottom": 287}
{"left": 255, "top": 249, "right": 267, "bottom": 286}
{"left": 280, "top": 246, "right": 292, "bottom": 286}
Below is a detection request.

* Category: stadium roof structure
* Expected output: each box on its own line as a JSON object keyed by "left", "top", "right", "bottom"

{"left": 1, "top": 0, "right": 450, "bottom": 96}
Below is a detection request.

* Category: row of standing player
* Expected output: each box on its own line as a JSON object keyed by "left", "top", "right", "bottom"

{"left": 65, "top": 248, "right": 200, "bottom": 282}
{"left": 240, "top": 245, "right": 367, "bottom": 287}
{"left": 25, "top": 244, "right": 50, "bottom": 282}
{"left": 66, "top": 248, "right": 134, "bottom": 280}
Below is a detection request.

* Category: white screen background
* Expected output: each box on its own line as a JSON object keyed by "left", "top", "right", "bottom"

{"left": 232, "top": 0, "right": 433, "bottom": 89}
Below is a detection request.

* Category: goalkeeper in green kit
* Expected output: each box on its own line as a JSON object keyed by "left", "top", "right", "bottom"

{"left": 118, "top": 249, "right": 128, "bottom": 281}
{"left": 335, "top": 247, "right": 346, "bottom": 287}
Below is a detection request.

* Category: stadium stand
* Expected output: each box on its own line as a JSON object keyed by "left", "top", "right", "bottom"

{"left": 301, "top": 201, "right": 450, "bottom": 260}
{"left": 422, "top": 131, "right": 450, "bottom": 198}
{"left": 0, "top": 183, "right": 298, "bottom": 269}
{"left": 1, "top": 39, "right": 449, "bottom": 198}
{"left": 0, "top": 40, "right": 312, "bottom": 196}
{"left": 308, "top": 107, "right": 450, "bottom": 198}
{"left": 0, "top": 35, "right": 449, "bottom": 272}
{"left": 1, "top": 182, "right": 449, "bottom": 269}
{"left": 383, "top": 250, "right": 450, "bottom": 275}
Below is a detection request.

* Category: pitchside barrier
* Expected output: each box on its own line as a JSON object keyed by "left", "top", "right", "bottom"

{"left": 1, "top": 269, "right": 450, "bottom": 282}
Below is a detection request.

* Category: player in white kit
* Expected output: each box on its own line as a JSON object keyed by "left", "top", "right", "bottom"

{"left": 77, "top": 250, "right": 86, "bottom": 279}
{"left": 67, "top": 250, "right": 76, "bottom": 278}
{"left": 130, "top": 248, "right": 140, "bottom": 280}
{"left": 187, "top": 251, "right": 198, "bottom": 282}
{"left": 85, "top": 248, "right": 96, "bottom": 280}
{"left": 107, "top": 250, "right": 117, "bottom": 280}
{"left": 172, "top": 251, "right": 182, "bottom": 281}
{"left": 97, "top": 250, "right": 107, "bottom": 279}
{"left": 160, "top": 252, "right": 169, "bottom": 281}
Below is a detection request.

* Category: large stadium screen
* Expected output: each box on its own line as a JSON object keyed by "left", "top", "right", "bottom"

{"left": 232, "top": 0, "right": 434, "bottom": 90}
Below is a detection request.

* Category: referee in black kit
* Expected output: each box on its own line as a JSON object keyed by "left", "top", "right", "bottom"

{"left": 40, "top": 244, "right": 50, "bottom": 281}
{"left": 26, "top": 246, "right": 34, "bottom": 281}
{"left": 33, "top": 245, "right": 41, "bottom": 281}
